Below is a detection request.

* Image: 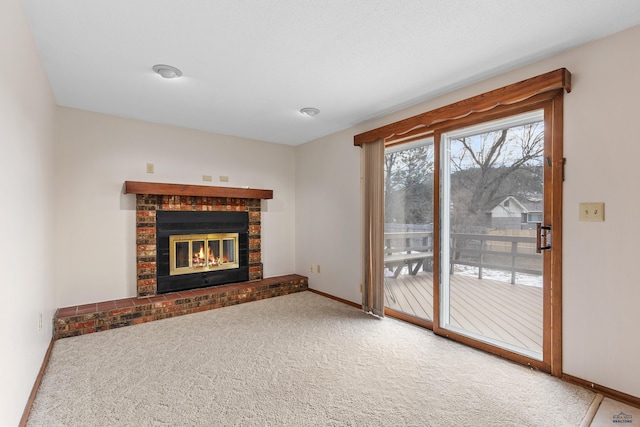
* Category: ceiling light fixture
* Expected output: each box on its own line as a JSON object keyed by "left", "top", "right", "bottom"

{"left": 153, "top": 64, "right": 183, "bottom": 79}
{"left": 300, "top": 107, "right": 320, "bottom": 117}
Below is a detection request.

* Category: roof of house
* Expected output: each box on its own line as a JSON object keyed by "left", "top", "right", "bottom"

{"left": 491, "top": 196, "right": 543, "bottom": 213}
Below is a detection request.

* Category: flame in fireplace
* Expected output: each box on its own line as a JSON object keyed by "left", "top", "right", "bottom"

{"left": 208, "top": 247, "right": 219, "bottom": 266}
{"left": 193, "top": 246, "right": 206, "bottom": 267}
{"left": 169, "top": 233, "right": 239, "bottom": 276}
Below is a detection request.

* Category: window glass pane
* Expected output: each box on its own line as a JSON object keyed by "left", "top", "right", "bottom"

{"left": 384, "top": 138, "right": 434, "bottom": 321}
{"left": 192, "top": 241, "right": 205, "bottom": 267}
{"left": 528, "top": 213, "right": 543, "bottom": 222}
{"left": 208, "top": 240, "right": 220, "bottom": 266}
{"left": 175, "top": 242, "right": 190, "bottom": 268}
{"left": 223, "top": 239, "right": 235, "bottom": 263}
{"left": 441, "top": 110, "right": 544, "bottom": 359}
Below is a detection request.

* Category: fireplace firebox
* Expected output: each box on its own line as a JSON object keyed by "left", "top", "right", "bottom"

{"left": 156, "top": 211, "right": 249, "bottom": 294}
{"left": 169, "top": 233, "right": 239, "bottom": 275}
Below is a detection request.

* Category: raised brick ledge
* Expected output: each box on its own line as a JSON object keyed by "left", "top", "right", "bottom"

{"left": 54, "top": 275, "right": 308, "bottom": 340}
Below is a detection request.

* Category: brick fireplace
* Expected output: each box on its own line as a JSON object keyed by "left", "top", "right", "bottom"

{"left": 53, "top": 181, "right": 308, "bottom": 339}
{"left": 134, "top": 193, "right": 262, "bottom": 297}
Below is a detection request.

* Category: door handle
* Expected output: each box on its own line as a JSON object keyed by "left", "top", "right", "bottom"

{"left": 536, "top": 223, "right": 551, "bottom": 253}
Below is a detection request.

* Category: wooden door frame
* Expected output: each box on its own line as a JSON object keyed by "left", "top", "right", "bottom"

{"left": 432, "top": 97, "right": 562, "bottom": 374}
{"left": 355, "top": 69, "right": 570, "bottom": 376}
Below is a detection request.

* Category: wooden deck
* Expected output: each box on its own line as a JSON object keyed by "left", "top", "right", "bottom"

{"left": 385, "top": 271, "right": 543, "bottom": 354}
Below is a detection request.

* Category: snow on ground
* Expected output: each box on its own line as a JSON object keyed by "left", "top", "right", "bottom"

{"left": 386, "top": 264, "right": 542, "bottom": 288}
{"left": 454, "top": 264, "right": 542, "bottom": 288}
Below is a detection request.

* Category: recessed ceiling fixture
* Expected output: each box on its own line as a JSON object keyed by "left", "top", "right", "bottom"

{"left": 152, "top": 64, "right": 182, "bottom": 79}
{"left": 300, "top": 107, "right": 320, "bottom": 117}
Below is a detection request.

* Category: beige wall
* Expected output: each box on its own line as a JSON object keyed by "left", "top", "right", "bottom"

{"left": 295, "top": 130, "right": 362, "bottom": 301}
{"left": 54, "top": 108, "right": 297, "bottom": 307}
{"left": 296, "top": 25, "right": 640, "bottom": 398}
{"left": 0, "top": 1, "right": 57, "bottom": 425}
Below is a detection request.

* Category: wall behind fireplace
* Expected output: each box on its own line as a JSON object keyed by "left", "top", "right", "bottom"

{"left": 54, "top": 107, "right": 296, "bottom": 307}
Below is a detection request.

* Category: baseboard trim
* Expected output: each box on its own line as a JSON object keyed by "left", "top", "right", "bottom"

{"left": 19, "top": 338, "right": 54, "bottom": 427}
{"left": 563, "top": 373, "right": 640, "bottom": 409}
{"left": 307, "top": 288, "right": 360, "bottom": 309}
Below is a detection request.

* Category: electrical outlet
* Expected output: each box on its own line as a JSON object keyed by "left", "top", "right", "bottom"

{"left": 219, "top": 176, "right": 229, "bottom": 183}
{"left": 317, "top": 265, "right": 321, "bottom": 273}
{"left": 202, "top": 175, "right": 212, "bottom": 182}
{"left": 579, "top": 202, "right": 605, "bottom": 222}
{"left": 310, "top": 264, "right": 314, "bottom": 273}
{"left": 146, "top": 163, "right": 154, "bottom": 174}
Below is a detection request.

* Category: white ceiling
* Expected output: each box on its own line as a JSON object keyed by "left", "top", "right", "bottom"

{"left": 22, "top": 1, "right": 640, "bottom": 146}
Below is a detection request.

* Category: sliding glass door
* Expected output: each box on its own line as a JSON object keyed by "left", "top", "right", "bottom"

{"left": 360, "top": 70, "right": 569, "bottom": 374}
{"left": 439, "top": 111, "right": 545, "bottom": 360}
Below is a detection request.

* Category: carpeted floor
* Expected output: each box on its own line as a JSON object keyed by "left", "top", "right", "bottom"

{"left": 28, "top": 291, "right": 598, "bottom": 426}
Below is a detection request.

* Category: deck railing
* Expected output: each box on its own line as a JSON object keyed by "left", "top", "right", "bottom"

{"left": 384, "top": 230, "right": 542, "bottom": 284}
{"left": 451, "top": 233, "right": 542, "bottom": 284}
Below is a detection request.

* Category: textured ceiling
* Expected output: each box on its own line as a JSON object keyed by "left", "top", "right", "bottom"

{"left": 21, "top": 1, "right": 640, "bottom": 145}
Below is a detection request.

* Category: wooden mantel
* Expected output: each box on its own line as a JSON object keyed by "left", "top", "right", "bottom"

{"left": 124, "top": 181, "right": 273, "bottom": 200}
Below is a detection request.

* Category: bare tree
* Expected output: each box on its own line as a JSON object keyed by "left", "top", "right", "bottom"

{"left": 450, "top": 122, "right": 544, "bottom": 230}
{"left": 384, "top": 144, "right": 434, "bottom": 225}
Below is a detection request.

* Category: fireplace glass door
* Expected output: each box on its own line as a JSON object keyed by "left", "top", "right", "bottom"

{"left": 170, "top": 233, "right": 239, "bottom": 276}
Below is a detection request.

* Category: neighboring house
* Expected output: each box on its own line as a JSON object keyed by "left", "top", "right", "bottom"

{"left": 488, "top": 196, "right": 543, "bottom": 230}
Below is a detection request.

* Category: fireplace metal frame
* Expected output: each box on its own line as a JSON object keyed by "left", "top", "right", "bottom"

{"left": 169, "top": 232, "right": 240, "bottom": 275}
{"left": 156, "top": 210, "right": 249, "bottom": 294}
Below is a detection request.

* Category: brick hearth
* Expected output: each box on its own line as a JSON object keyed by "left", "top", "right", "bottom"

{"left": 52, "top": 182, "right": 299, "bottom": 340}
{"left": 54, "top": 274, "right": 308, "bottom": 339}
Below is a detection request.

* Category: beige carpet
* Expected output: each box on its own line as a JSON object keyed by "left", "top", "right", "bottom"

{"left": 28, "top": 291, "right": 597, "bottom": 426}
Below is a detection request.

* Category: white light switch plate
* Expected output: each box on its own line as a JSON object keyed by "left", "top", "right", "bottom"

{"left": 579, "top": 202, "right": 604, "bottom": 222}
